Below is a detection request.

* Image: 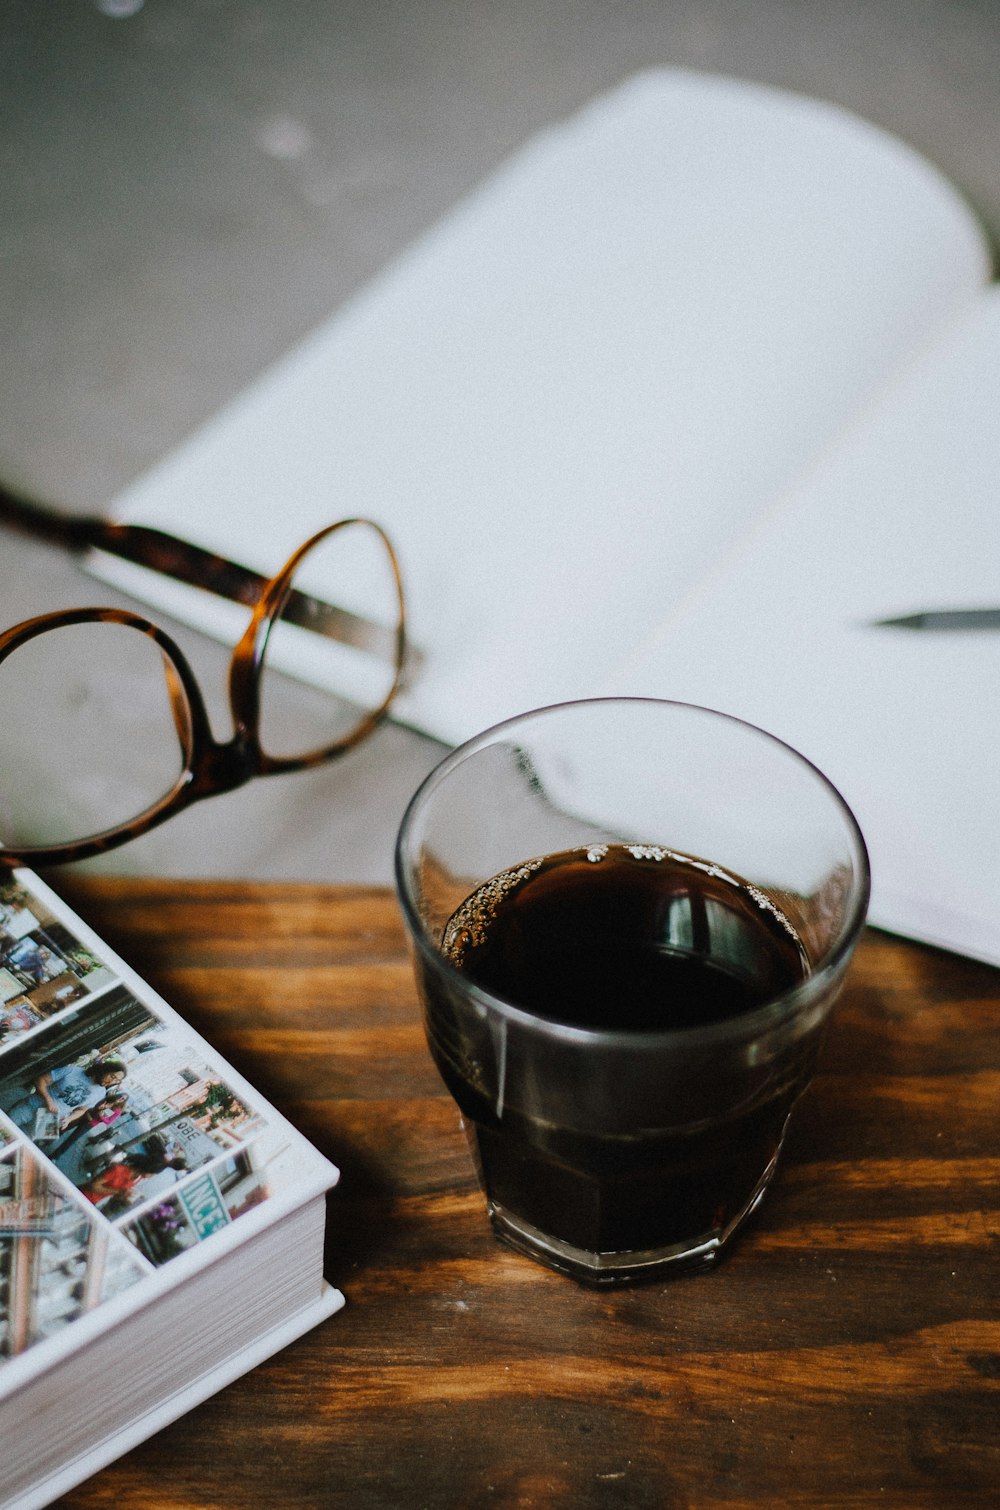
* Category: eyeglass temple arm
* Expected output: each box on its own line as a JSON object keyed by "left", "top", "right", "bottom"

{"left": 0, "top": 483, "right": 412, "bottom": 668}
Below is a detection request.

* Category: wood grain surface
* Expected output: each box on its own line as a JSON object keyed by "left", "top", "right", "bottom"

{"left": 45, "top": 878, "right": 1000, "bottom": 1510}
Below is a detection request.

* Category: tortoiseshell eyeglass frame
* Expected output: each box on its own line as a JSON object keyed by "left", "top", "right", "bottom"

{"left": 0, "top": 510, "right": 408, "bottom": 869}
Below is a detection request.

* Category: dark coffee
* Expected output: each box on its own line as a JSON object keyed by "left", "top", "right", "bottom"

{"left": 423, "top": 845, "right": 815, "bottom": 1276}
{"left": 441, "top": 842, "right": 808, "bottom": 1031}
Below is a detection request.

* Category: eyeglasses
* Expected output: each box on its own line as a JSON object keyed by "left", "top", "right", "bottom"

{"left": 0, "top": 487, "right": 409, "bottom": 868}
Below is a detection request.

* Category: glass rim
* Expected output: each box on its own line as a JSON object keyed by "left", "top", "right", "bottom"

{"left": 394, "top": 695, "right": 872, "bottom": 1048}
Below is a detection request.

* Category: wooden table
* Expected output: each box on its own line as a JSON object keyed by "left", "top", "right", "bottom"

{"left": 49, "top": 879, "right": 999, "bottom": 1510}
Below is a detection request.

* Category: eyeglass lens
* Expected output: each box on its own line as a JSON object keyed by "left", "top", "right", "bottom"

{"left": 256, "top": 520, "right": 403, "bottom": 761}
{"left": 0, "top": 619, "right": 188, "bottom": 849}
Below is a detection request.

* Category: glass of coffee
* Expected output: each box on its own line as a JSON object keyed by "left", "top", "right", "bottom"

{"left": 395, "top": 698, "right": 869, "bottom": 1285}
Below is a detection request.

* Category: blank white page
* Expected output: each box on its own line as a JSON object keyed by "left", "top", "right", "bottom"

{"left": 617, "top": 288, "right": 1000, "bottom": 964}
{"left": 100, "top": 69, "right": 989, "bottom": 742}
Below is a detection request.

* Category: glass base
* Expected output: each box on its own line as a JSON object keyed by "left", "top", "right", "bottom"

{"left": 485, "top": 1158, "right": 777, "bottom": 1287}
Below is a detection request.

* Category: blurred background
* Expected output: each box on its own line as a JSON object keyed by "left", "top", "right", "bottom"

{"left": 2, "top": 0, "right": 999, "bottom": 882}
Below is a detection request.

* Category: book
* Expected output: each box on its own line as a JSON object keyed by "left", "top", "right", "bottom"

{"left": 0, "top": 870, "right": 342, "bottom": 1510}
{"left": 88, "top": 68, "right": 1000, "bottom": 966}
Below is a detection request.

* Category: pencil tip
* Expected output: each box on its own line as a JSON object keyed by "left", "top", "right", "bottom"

{"left": 869, "top": 615, "right": 922, "bottom": 630}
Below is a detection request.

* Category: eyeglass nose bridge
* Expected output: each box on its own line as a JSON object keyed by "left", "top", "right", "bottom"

{"left": 183, "top": 723, "right": 263, "bottom": 801}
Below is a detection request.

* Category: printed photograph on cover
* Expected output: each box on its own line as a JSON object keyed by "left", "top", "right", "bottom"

{"left": 0, "top": 1140, "right": 146, "bottom": 1361}
{"left": 0, "top": 987, "right": 268, "bottom": 1220}
{"left": 123, "top": 1120, "right": 323, "bottom": 1265}
{"left": 0, "top": 876, "right": 119, "bottom": 1044}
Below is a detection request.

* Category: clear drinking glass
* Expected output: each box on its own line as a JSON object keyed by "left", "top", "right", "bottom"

{"left": 395, "top": 697, "right": 870, "bottom": 1286}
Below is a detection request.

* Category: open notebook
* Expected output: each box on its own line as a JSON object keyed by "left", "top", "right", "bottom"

{"left": 92, "top": 69, "right": 1000, "bottom": 966}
